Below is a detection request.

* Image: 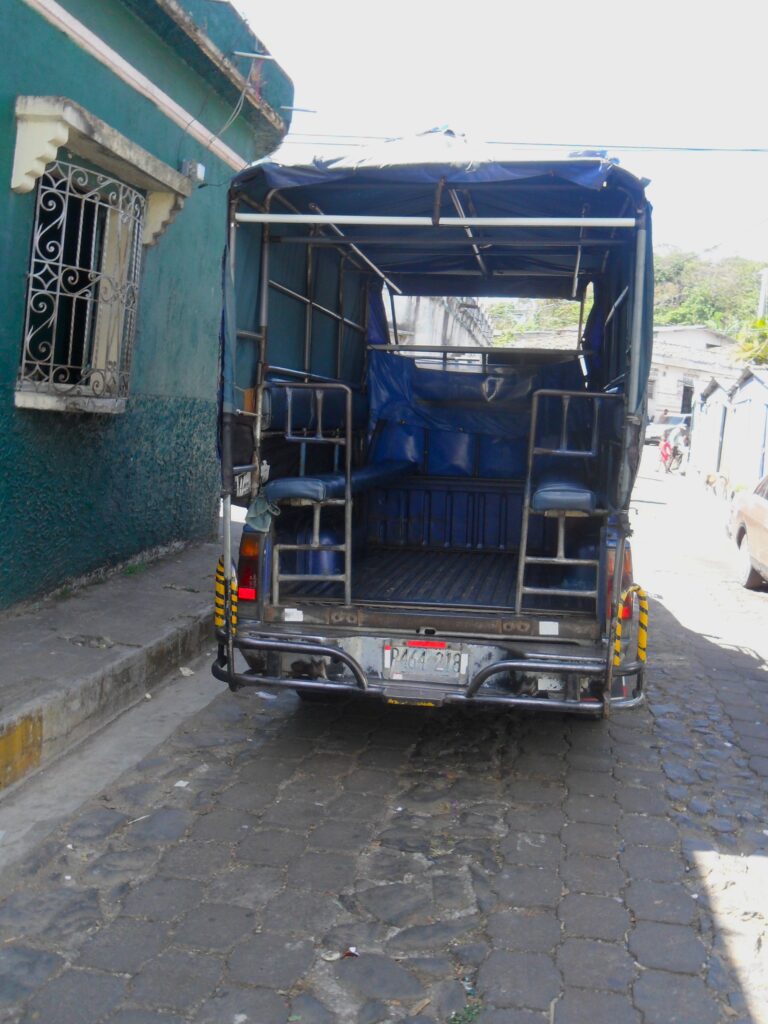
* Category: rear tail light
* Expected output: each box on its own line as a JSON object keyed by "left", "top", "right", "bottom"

{"left": 237, "top": 533, "right": 260, "bottom": 602}
{"left": 606, "top": 544, "right": 634, "bottom": 623}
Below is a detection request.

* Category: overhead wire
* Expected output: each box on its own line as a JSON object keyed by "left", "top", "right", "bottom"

{"left": 281, "top": 132, "right": 768, "bottom": 155}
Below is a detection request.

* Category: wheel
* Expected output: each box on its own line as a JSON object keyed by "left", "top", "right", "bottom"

{"left": 737, "top": 532, "right": 763, "bottom": 589}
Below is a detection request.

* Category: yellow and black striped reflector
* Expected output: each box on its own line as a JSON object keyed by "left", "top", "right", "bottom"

{"left": 613, "top": 584, "right": 648, "bottom": 667}
{"left": 214, "top": 557, "right": 238, "bottom": 633}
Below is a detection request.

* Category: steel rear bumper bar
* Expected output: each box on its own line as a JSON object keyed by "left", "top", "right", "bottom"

{"left": 213, "top": 634, "right": 643, "bottom": 712}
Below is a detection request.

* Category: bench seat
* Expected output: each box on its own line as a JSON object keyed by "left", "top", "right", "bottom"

{"left": 531, "top": 478, "right": 597, "bottom": 513}
{"left": 264, "top": 459, "right": 415, "bottom": 503}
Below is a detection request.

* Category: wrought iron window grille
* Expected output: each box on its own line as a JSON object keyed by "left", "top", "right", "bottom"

{"left": 18, "top": 160, "right": 145, "bottom": 405}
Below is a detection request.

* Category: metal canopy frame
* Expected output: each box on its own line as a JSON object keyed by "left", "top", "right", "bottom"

{"left": 236, "top": 187, "right": 636, "bottom": 302}
{"left": 236, "top": 213, "right": 636, "bottom": 228}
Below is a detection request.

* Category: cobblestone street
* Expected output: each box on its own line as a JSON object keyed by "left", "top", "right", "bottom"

{"left": 1, "top": 458, "right": 767, "bottom": 1024}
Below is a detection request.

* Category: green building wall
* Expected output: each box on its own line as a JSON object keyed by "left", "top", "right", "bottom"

{"left": 0, "top": 0, "right": 292, "bottom": 607}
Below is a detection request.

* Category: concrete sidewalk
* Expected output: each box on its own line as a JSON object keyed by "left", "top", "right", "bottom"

{"left": 0, "top": 536, "right": 229, "bottom": 792}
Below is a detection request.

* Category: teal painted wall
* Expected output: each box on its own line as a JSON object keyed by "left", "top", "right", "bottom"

{"left": 0, "top": 0, "right": 292, "bottom": 607}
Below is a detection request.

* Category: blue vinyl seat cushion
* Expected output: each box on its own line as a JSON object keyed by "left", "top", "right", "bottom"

{"left": 264, "top": 459, "right": 415, "bottom": 503}
{"left": 531, "top": 478, "right": 597, "bottom": 513}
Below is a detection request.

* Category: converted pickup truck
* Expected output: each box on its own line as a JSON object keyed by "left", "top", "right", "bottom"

{"left": 212, "top": 133, "right": 652, "bottom": 718}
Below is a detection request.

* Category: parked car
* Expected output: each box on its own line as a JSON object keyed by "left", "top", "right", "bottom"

{"left": 727, "top": 475, "right": 768, "bottom": 588}
{"left": 644, "top": 412, "right": 690, "bottom": 445}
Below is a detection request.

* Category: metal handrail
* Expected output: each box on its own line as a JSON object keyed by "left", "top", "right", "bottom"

{"left": 515, "top": 389, "right": 626, "bottom": 615}
{"left": 466, "top": 657, "right": 606, "bottom": 697}
{"left": 266, "top": 380, "right": 353, "bottom": 606}
{"left": 214, "top": 638, "right": 612, "bottom": 714}
{"left": 219, "top": 635, "right": 368, "bottom": 690}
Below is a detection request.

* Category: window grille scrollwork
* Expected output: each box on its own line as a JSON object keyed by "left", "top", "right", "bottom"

{"left": 19, "top": 160, "right": 145, "bottom": 401}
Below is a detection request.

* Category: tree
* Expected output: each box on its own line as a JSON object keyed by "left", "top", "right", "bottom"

{"left": 485, "top": 297, "right": 585, "bottom": 346}
{"left": 485, "top": 249, "right": 766, "bottom": 344}
{"left": 737, "top": 320, "right": 768, "bottom": 365}
{"left": 653, "top": 248, "right": 763, "bottom": 335}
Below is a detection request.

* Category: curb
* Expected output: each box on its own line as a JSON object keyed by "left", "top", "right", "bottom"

{"left": 0, "top": 607, "right": 214, "bottom": 792}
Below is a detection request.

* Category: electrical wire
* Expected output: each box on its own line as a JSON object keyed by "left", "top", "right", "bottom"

{"left": 282, "top": 132, "right": 768, "bottom": 155}
{"left": 214, "top": 75, "right": 250, "bottom": 140}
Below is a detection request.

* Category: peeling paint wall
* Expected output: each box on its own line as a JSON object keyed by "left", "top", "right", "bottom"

{"left": 0, "top": 0, "right": 292, "bottom": 607}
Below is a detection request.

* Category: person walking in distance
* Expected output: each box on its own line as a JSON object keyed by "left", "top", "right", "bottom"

{"left": 659, "top": 431, "right": 673, "bottom": 473}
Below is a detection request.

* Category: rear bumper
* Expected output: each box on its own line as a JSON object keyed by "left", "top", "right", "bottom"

{"left": 213, "top": 627, "right": 644, "bottom": 714}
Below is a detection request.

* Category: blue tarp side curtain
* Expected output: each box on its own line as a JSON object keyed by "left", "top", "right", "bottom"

{"left": 367, "top": 288, "right": 390, "bottom": 347}
{"left": 218, "top": 243, "right": 237, "bottom": 438}
{"left": 367, "top": 349, "right": 587, "bottom": 440}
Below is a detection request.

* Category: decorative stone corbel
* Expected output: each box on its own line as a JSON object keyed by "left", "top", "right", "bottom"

{"left": 143, "top": 192, "right": 185, "bottom": 247}
{"left": 11, "top": 113, "right": 71, "bottom": 193}
{"left": 11, "top": 97, "right": 193, "bottom": 245}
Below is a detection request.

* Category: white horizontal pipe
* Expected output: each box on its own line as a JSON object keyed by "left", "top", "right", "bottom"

{"left": 236, "top": 213, "right": 636, "bottom": 229}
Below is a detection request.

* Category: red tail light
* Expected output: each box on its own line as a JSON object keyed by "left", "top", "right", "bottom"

{"left": 606, "top": 544, "right": 634, "bottom": 623}
{"left": 237, "top": 534, "right": 260, "bottom": 602}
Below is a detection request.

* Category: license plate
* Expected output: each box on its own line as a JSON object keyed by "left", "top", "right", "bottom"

{"left": 385, "top": 641, "right": 468, "bottom": 680}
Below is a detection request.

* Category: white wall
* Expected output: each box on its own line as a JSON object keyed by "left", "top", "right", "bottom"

{"left": 390, "top": 295, "right": 492, "bottom": 348}
{"left": 647, "top": 327, "right": 742, "bottom": 421}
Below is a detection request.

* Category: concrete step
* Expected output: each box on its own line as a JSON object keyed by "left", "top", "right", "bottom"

{"left": 0, "top": 538, "right": 228, "bottom": 793}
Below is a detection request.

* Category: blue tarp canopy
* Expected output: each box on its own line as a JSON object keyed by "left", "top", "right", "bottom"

{"left": 229, "top": 132, "right": 650, "bottom": 300}
{"left": 220, "top": 132, "right": 653, "bottom": 460}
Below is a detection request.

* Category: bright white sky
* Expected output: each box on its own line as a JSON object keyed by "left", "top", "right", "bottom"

{"left": 235, "top": 0, "right": 768, "bottom": 262}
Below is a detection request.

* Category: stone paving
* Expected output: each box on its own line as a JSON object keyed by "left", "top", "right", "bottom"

{"left": 0, "top": 469, "right": 767, "bottom": 1024}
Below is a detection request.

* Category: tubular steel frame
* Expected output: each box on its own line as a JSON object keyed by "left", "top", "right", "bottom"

{"left": 268, "top": 379, "right": 353, "bottom": 606}
{"left": 515, "top": 389, "right": 626, "bottom": 615}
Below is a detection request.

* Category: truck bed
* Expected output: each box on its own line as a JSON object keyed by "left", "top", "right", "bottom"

{"left": 282, "top": 547, "right": 518, "bottom": 608}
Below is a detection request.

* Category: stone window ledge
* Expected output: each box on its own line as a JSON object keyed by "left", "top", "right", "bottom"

{"left": 14, "top": 385, "right": 127, "bottom": 416}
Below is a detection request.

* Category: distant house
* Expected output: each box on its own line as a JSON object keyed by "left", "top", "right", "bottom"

{"left": 0, "top": 0, "right": 293, "bottom": 608}
{"left": 647, "top": 326, "right": 743, "bottom": 421}
{"left": 688, "top": 379, "right": 730, "bottom": 486}
{"left": 721, "top": 368, "right": 768, "bottom": 489}
{"left": 690, "top": 368, "right": 768, "bottom": 495}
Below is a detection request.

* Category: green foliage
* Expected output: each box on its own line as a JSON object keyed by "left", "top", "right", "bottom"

{"left": 486, "top": 297, "right": 585, "bottom": 346}
{"left": 653, "top": 249, "right": 763, "bottom": 336}
{"left": 449, "top": 1000, "right": 483, "bottom": 1023}
{"left": 736, "top": 319, "right": 768, "bottom": 364}
{"left": 122, "top": 563, "right": 148, "bottom": 576}
{"left": 485, "top": 249, "right": 764, "bottom": 344}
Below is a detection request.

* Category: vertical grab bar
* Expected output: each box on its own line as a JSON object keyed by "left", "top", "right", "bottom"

{"left": 516, "top": 389, "right": 625, "bottom": 615}
{"left": 266, "top": 379, "right": 354, "bottom": 606}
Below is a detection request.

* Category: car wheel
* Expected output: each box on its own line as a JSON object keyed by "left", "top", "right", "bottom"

{"left": 738, "top": 533, "right": 763, "bottom": 589}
